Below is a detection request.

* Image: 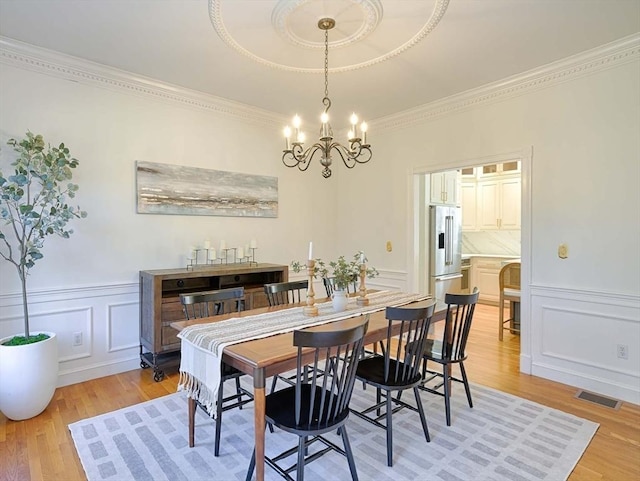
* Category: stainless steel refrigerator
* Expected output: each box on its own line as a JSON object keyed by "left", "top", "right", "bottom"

{"left": 429, "top": 205, "right": 462, "bottom": 309}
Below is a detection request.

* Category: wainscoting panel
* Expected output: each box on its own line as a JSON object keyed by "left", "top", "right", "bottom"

{"left": 530, "top": 285, "right": 640, "bottom": 405}
{"left": 107, "top": 301, "right": 140, "bottom": 353}
{"left": 0, "top": 282, "right": 140, "bottom": 387}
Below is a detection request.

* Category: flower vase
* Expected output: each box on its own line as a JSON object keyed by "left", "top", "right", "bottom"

{"left": 331, "top": 289, "right": 348, "bottom": 312}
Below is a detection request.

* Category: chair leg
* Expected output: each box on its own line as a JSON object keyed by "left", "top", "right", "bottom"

{"left": 376, "top": 387, "right": 382, "bottom": 417}
{"left": 214, "top": 380, "right": 224, "bottom": 456}
{"left": 340, "top": 424, "right": 359, "bottom": 481}
{"left": 235, "top": 376, "right": 243, "bottom": 410}
{"left": 270, "top": 374, "right": 278, "bottom": 394}
{"left": 413, "top": 387, "right": 430, "bottom": 442}
{"left": 443, "top": 364, "right": 451, "bottom": 426}
{"left": 459, "top": 362, "right": 473, "bottom": 408}
{"left": 188, "top": 397, "right": 196, "bottom": 448}
{"left": 245, "top": 448, "right": 256, "bottom": 481}
{"left": 385, "top": 392, "right": 393, "bottom": 467}
{"left": 499, "top": 295, "right": 504, "bottom": 341}
{"left": 297, "top": 436, "right": 306, "bottom": 481}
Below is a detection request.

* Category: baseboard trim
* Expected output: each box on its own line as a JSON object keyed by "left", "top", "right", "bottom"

{"left": 531, "top": 361, "right": 639, "bottom": 406}
{"left": 58, "top": 356, "right": 140, "bottom": 388}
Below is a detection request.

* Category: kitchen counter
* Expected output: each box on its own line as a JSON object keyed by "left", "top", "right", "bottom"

{"left": 462, "top": 254, "right": 520, "bottom": 259}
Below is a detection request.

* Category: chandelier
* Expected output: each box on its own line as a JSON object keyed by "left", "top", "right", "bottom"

{"left": 282, "top": 18, "right": 372, "bottom": 179}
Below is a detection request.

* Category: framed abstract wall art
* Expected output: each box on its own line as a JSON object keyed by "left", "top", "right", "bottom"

{"left": 136, "top": 161, "right": 278, "bottom": 218}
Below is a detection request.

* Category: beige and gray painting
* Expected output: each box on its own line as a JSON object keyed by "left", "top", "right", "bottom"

{"left": 136, "top": 161, "right": 278, "bottom": 217}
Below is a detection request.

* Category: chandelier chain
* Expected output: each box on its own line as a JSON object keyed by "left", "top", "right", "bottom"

{"left": 324, "top": 28, "right": 329, "bottom": 101}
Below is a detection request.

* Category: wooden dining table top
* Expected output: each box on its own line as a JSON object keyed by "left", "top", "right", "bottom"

{"left": 170, "top": 296, "right": 443, "bottom": 376}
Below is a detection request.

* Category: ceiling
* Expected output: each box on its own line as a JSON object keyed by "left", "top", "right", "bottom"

{"left": 1, "top": 0, "right": 639, "bottom": 128}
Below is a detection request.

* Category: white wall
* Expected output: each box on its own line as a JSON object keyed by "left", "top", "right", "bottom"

{"left": 1, "top": 36, "right": 638, "bottom": 404}
{"left": 336, "top": 38, "right": 640, "bottom": 404}
{"left": 0, "top": 46, "right": 344, "bottom": 385}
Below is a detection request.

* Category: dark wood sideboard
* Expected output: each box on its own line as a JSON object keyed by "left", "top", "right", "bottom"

{"left": 139, "top": 263, "right": 288, "bottom": 381}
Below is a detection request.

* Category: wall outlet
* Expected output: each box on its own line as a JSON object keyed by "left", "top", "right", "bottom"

{"left": 73, "top": 331, "right": 83, "bottom": 346}
{"left": 617, "top": 344, "right": 628, "bottom": 360}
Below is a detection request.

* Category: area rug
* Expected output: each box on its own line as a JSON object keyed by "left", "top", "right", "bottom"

{"left": 69, "top": 381, "right": 598, "bottom": 481}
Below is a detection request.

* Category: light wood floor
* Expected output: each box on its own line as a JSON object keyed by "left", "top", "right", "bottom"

{"left": 1, "top": 304, "right": 638, "bottom": 481}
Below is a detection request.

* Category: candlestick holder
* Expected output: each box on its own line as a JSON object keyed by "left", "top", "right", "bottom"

{"left": 220, "top": 247, "right": 236, "bottom": 264}
{"left": 357, "top": 263, "right": 369, "bottom": 306}
{"left": 186, "top": 248, "right": 212, "bottom": 270}
{"left": 249, "top": 247, "right": 258, "bottom": 266}
{"left": 303, "top": 259, "right": 319, "bottom": 316}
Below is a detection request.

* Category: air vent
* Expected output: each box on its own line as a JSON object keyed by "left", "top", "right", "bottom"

{"left": 575, "top": 390, "right": 621, "bottom": 410}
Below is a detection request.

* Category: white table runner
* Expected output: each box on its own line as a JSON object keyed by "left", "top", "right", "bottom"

{"left": 177, "top": 290, "right": 429, "bottom": 416}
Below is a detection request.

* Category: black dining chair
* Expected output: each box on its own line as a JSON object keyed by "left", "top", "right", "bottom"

{"left": 264, "top": 279, "right": 308, "bottom": 306}
{"left": 179, "top": 287, "right": 253, "bottom": 456}
{"left": 417, "top": 288, "right": 479, "bottom": 426}
{"left": 245, "top": 318, "right": 369, "bottom": 481}
{"left": 322, "top": 276, "right": 357, "bottom": 298}
{"left": 265, "top": 280, "right": 311, "bottom": 392}
{"left": 350, "top": 303, "right": 436, "bottom": 467}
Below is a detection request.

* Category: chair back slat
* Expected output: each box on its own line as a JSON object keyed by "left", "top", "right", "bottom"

{"left": 264, "top": 280, "right": 308, "bottom": 306}
{"left": 381, "top": 303, "right": 436, "bottom": 385}
{"left": 179, "top": 287, "right": 245, "bottom": 320}
{"left": 292, "top": 318, "right": 369, "bottom": 430}
{"left": 441, "top": 288, "right": 479, "bottom": 361}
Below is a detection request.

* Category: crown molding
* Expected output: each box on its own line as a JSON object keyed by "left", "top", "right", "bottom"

{"left": 0, "top": 36, "right": 286, "bottom": 128}
{"left": 1, "top": 34, "right": 638, "bottom": 132}
{"left": 371, "top": 33, "right": 640, "bottom": 133}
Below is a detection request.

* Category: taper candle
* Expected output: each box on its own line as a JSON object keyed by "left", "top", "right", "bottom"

{"left": 308, "top": 241, "right": 313, "bottom": 260}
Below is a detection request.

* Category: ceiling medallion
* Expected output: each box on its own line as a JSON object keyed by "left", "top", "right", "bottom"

{"left": 271, "top": 0, "right": 382, "bottom": 49}
{"left": 208, "top": 0, "right": 450, "bottom": 73}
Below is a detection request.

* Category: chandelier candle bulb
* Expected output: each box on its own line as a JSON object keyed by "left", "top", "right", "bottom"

{"left": 284, "top": 126, "right": 291, "bottom": 149}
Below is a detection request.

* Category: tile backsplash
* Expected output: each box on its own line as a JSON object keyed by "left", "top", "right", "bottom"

{"left": 462, "top": 230, "right": 521, "bottom": 256}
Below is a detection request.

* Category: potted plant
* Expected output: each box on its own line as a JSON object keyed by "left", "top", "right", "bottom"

{"left": 292, "top": 252, "right": 379, "bottom": 311}
{"left": 0, "top": 131, "right": 87, "bottom": 420}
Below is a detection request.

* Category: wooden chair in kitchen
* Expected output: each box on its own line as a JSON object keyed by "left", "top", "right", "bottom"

{"left": 179, "top": 287, "right": 253, "bottom": 456}
{"left": 417, "top": 288, "right": 479, "bottom": 426}
{"left": 499, "top": 262, "right": 521, "bottom": 340}
{"left": 245, "top": 319, "right": 369, "bottom": 481}
{"left": 263, "top": 279, "right": 308, "bottom": 306}
{"left": 350, "top": 303, "right": 436, "bottom": 466}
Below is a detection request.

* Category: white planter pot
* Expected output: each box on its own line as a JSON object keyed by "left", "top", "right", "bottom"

{"left": 331, "top": 289, "right": 349, "bottom": 312}
{"left": 0, "top": 332, "right": 58, "bottom": 420}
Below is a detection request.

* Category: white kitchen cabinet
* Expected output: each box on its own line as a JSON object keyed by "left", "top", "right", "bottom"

{"left": 430, "top": 170, "right": 460, "bottom": 205}
{"left": 470, "top": 257, "right": 504, "bottom": 304}
{"left": 461, "top": 182, "right": 477, "bottom": 231}
{"left": 477, "top": 177, "right": 521, "bottom": 230}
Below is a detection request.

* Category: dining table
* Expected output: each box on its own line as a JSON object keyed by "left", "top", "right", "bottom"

{"left": 171, "top": 291, "right": 446, "bottom": 481}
